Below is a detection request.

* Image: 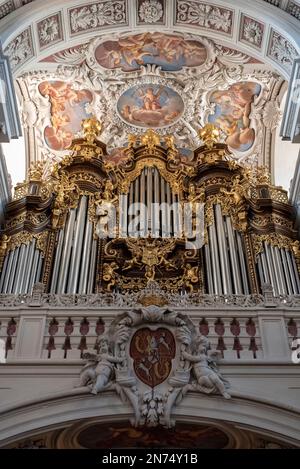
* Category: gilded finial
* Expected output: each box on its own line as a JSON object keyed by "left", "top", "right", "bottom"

{"left": 198, "top": 124, "right": 221, "bottom": 149}
{"left": 28, "top": 161, "right": 45, "bottom": 182}
{"left": 141, "top": 129, "right": 161, "bottom": 151}
{"left": 256, "top": 166, "right": 272, "bottom": 185}
{"left": 127, "top": 133, "right": 138, "bottom": 148}
{"left": 81, "top": 117, "right": 102, "bottom": 144}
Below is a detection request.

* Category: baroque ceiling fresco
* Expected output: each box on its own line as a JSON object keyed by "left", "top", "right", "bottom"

{"left": 17, "top": 30, "right": 285, "bottom": 171}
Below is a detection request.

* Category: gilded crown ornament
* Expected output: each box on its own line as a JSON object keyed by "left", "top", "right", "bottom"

{"left": 81, "top": 117, "right": 103, "bottom": 144}
{"left": 141, "top": 129, "right": 161, "bottom": 151}
{"left": 198, "top": 124, "right": 221, "bottom": 149}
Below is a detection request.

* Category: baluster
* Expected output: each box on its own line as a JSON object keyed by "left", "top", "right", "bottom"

{"left": 246, "top": 318, "right": 258, "bottom": 359}
{"left": 62, "top": 318, "right": 74, "bottom": 359}
{"left": 214, "top": 319, "right": 226, "bottom": 358}
{"left": 94, "top": 318, "right": 105, "bottom": 352}
{"left": 199, "top": 318, "right": 209, "bottom": 337}
{"left": 6, "top": 318, "right": 17, "bottom": 359}
{"left": 230, "top": 319, "right": 242, "bottom": 359}
{"left": 287, "top": 319, "right": 298, "bottom": 349}
{"left": 46, "top": 318, "right": 59, "bottom": 359}
{"left": 78, "top": 318, "right": 90, "bottom": 358}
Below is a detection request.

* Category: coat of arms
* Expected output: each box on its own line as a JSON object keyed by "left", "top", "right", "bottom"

{"left": 130, "top": 328, "right": 176, "bottom": 387}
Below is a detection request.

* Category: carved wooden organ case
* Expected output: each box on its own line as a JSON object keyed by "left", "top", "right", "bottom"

{"left": 0, "top": 119, "right": 299, "bottom": 297}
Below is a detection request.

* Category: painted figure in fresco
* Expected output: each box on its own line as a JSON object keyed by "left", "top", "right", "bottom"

{"left": 141, "top": 87, "right": 163, "bottom": 111}
{"left": 39, "top": 81, "right": 93, "bottom": 151}
{"left": 182, "top": 335, "right": 231, "bottom": 399}
{"left": 209, "top": 82, "right": 261, "bottom": 152}
{"left": 118, "top": 84, "right": 183, "bottom": 128}
{"left": 95, "top": 32, "right": 207, "bottom": 72}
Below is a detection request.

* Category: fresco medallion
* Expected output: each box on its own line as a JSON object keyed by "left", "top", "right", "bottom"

{"left": 117, "top": 84, "right": 184, "bottom": 129}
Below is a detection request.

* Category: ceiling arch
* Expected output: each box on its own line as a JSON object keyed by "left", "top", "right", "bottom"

{"left": 0, "top": 0, "right": 299, "bottom": 78}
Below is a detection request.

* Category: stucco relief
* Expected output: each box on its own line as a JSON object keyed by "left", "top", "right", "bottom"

{"left": 175, "top": 0, "right": 234, "bottom": 34}
{"left": 69, "top": 0, "right": 128, "bottom": 35}
{"left": 268, "top": 29, "right": 298, "bottom": 70}
{"left": 76, "top": 302, "right": 231, "bottom": 428}
{"left": 4, "top": 27, "right": 34, "bottom": 70}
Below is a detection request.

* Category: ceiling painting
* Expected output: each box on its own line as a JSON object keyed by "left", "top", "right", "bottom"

{"left": 117, "top": 84, "right": 184, "bottom": 128}
{"left": 17, "top": 31, "right": 283, "bottom": 170}
{"left": 77, "top": 422, "right": 229, "bottom": 449}
{"left": 208, "top": 82, "right": 262, "bottom": 152}
{"left": 94, "top": 32, "right": 208, "bottom": 72}
{"left": 38, "top": 81, "right": 93, "bottom": 151}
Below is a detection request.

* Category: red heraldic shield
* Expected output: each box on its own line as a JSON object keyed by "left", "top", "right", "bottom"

{"left": 130, "top": 328, "right": 176, "bottom": 387}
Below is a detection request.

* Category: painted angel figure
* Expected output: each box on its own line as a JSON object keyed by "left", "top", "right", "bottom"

{"left": 77, "top": 338, "right": 125, "bottom": 395}
{"left": 182, "top": 335, "right": 231, "bottom": 399}
{"left": 136, "top": 86, "right": 169, "bottom": 111}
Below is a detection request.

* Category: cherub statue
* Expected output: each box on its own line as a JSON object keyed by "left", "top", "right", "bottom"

{"left": 220, "top": 176, "right": 249, "bottom": 207}
{"left": 182, "top": 335, "right": 231, "bottom": 399}
{"left": 77, "top": 337, "right": 125, "bottom": 395}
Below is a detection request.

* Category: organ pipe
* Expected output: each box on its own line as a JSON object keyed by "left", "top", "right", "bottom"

{"left": 87, "top": 239, "right": 97, "bottom": 294}
{"left": 280, "top": 249, "right": 293, "bottom": 295}
{"left": 56, "top": 209, "right": 76, "bottom": 294}
{"left": 291, "top": 253, "right": 300, "bottom": 293}
{"left": 208, "top": 224, "right": 222, "bottom": 295}
{"left": 28, "top": 250, "right": 40, "bottom": 294}
{"left": 204, "top": 244, "right": 214, "bottom": 294}
{"left": 21, "top": 239, "right": 36, "bottom": 294}
{"left": 0, "top": 250, "right": 11, "bottom": 293}
{"left": 50, "top": 196, "right": 96, "bottom": 294}
{"left": 7, "top": 247, "right": 19, "bottom": 294}
{"left": 236, "top": 233, "right": 250, "bottom": 295}
{"left": 226, "top": 217, "right": 242, "bottom": 294}
{"left": 215, "top": 205, "right": 232, "bottom": 295}
{"left": 50, "top": 230, "right": 65, "bottom": 293}
{"left": 13, "top": 244, "right": 26, "bottom": 294}
{"left": 78, "top": 221, "right": 93, "bottom": 294}
{"left": 67, "top": 196, "right": 88, "bottom": 294}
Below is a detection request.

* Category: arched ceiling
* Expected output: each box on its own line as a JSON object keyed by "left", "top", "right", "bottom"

{"left": 0, "top": 0, "right": 299, "bottom": 190}
{"left": 0, "top": 0, "right": 299, "bottom": 78}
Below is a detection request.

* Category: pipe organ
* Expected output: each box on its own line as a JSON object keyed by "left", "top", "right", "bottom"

{"left": 124, "top": 167, "right": 181, "bottom": 238}
{"left": 0, "top": 118, "right": 299, "bottom": 298}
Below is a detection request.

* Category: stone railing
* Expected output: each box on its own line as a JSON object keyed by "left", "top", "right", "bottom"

{"left": 0, "top": 290, "right": 299, "bottom": 363}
